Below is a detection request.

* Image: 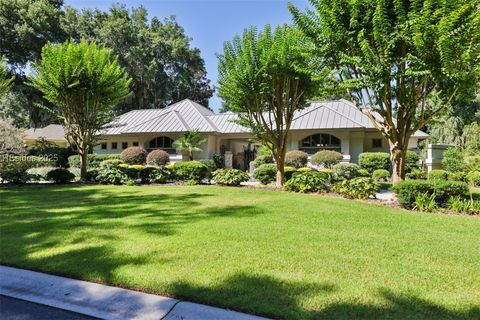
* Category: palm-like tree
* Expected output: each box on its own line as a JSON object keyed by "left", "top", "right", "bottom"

{"left": 173, "top": 130, "right": 206, "bottom": 161}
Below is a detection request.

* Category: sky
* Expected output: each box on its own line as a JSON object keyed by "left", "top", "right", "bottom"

{"left": 64, "top": 0, "right": 310, "bottom": 111}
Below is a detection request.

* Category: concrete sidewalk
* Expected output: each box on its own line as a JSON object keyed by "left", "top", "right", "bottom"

{"left": 0, "top": 266, "right": 270, "bottom": 320}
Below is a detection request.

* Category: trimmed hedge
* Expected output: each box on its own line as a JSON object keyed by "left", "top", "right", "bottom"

{"left": 428, "top": 169, "right": 448, "bottom": 181}
{"left": 26, "top": 166, "right": 57, "bottom": 180}
{"left": 333, "top": 163, "right": 360, "bottom": 180}
{"left": 146, "top": 149, "right": 170, "bottom": 166}
{"left": 359, "top": 152, "right": 390, "bottom": 173}
{"left": 285, "top": 150, "right": 308, "bottom": 169}
{"left": 310, "top": 150, "right": 343, "bottom": 168}
{"left": 46, "top": 168, "right": 75, "bottom": 183}
{"left": 212, "top": 168, "right": 249, "bottom": 186}
{"left": 392, "top": 180, "right": 469, "bottom": 208}
{"left": 174, "top": 161, "right": 209, "bottom": 183}
{"left": 253, "top": 163, "right": 276, "bottom": 184}
{"left": 120, "top": 147, "right": 147, "bottom": 165}
{"left": 68, "top": 154, "right": 120, "bottom": 168}
{"left": 284, "top": 171, "right": 329, "bottom": 193}
{"left": 372, "top": 169, "right": 390, "bottom": 182}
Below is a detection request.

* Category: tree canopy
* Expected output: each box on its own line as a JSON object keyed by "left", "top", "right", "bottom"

{"left": 62, "top": 5, "right": 214, "bottom": 113}
{"left": 29, "top": 39, "right": 132, "bottom": 179}
{"left": 290, "top": 0, "right": 480, "bottom": 183}
{"left": 218, "top": 24, "right": 325, "bottom": 186}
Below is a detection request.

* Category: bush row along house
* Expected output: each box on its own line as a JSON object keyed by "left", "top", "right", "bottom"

{"left": 91, "top": 99, "right": 428, "bottom": 169}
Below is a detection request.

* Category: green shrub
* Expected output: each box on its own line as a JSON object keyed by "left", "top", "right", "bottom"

{"left": 146, "top": 149, "right": 170, "bottom": 166}
{"left": 414, "top": 192, "right": 437, "bottom": 212}
{"left": 254, "top": 154, "right": 274, "bottom": 166}
{"left": 212, "top": 168, "right": 249, "bottom": 186}
{"left": 428, "top": 169, "right": 448, "bottom": 181}
{"left": 392, "top": 179, "right": 468, "bottom": 208}
{"left": 448, "top": 196, "right": 470, "bottom": 213}
{"left": 97, "top": 166, "right": 127, "bottom": 185}
{"left": 405, "top": 151, "right": 420, "bottom": 173}
{"left": 465, "top": 155, "right": 480, "bottom": 172}
{"left": 284, "top": 166, "right": 297, "bottom": 181}
{"left": 447, "top": 171, "right": 466, "bottom": 182}
{"left": 406, "top": 168, "right": 427, "bottom": 180}
{"left": 333, "top": 177, "right": 379, "bottom": 199}
{"left": 372, "top": 169, "right": 390, "bottom": 182}
{"left": 333, "top": 163, "right": 360, "bottom": 180}
{"left": 100, "top": 159, "right": 124, "bottom": 169}
{"left": 86, "top": 168, "right": 99, "bottom": 182}
{"left": 46, "top": 168, "right": 75, "bottom": 183}
{"left": 285, "top": 150, "right": 308, "bottom": 169}
{"left": 174, "top": 161, "right": 209, "bottom": 182}
{"left": 310, "top": 150, "right": 343, "bottom": 169}
{"left": 359, "top": 152, "right": 390, "bottom": 173}
{"left": 29, "top": 146, "right": 75, "bottom": 167}
{"left": 68, "top": 167, "right": 81, "bottom": 178}
{"left": 26, "top": 166, "right": 57, "bottom": 180}
{"left": 433, "top": 180, "right": 469, "bottom": 205}
{"left": 122, "top": 164, "right": 144, "bottom": 180}
{"left": 138, "top": 166, "right": 156, "bottom": 183}
{"left": 120, "top": 146, "right": 147, "bottom": 165}
{"left": 253, "top": 163, "right": 277, "bottom": 184}
{"left": 284, "top": 171, "right": 329, "bottom": 193}
{"left": 357, "top": 168, "right": 370, "bottom": 177}
{"left": 0, "top": 155, "right": 55, "bottom": 183}
{"left": 68, "top": 154, "right": 120, "bottom": 168}
{"left": 148, "top": 166, "right": 173, "bottom": 183}
{"left": 442, "top": 147, "right": 464, "bottom": 172}
{"left": 199, "top": 159, "right": 216, "bottom": 172}
{"left": 392, "top": 180, "right": 436, "bottom": 208}
{"left": 212, "top": 153, "right": 225, "bottom": 169}
{"left": 466, "top": 171, "right": 480, "bottom": 187}
{"left": 297, "top": 167, "right": 312, "bottom": 173}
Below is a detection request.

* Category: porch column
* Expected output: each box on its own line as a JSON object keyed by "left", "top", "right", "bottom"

{"left": 224, "top": 151, "right": 233, "bottom": 168}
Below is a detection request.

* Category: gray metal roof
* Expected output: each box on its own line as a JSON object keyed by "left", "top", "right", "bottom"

{"left": 101, "top": 98, "right": 428, "bottom": 138}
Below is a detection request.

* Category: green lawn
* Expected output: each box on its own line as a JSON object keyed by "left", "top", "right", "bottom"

{"left": 1, "top": 185, "right": 479, "bottom": 320}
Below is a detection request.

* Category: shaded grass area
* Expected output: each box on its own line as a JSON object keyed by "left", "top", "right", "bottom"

{"left": 1, "top": 185, "right": 479, "bottom": 319}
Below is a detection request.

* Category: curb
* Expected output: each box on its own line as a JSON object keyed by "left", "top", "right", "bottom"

{"left": 0, "top": 266, "right": 269, "bottom": 320}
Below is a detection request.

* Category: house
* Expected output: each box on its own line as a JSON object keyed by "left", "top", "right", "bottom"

{"left": 23, "top": 124, "right": 68, "bottom": 148}
{"left": 95, "top": 99, "right": 428, "bottom": 169}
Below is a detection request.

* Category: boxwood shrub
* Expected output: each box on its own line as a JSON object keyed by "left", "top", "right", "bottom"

{"left": 120, "top": 147, "right": 147, "bottom": 165}
{"left": 253, "top": 163, "right": 276, "bottom": 184}
{"left": 310, "top": 150, "right": 343, "bottom": 168}
{"left": 284, "top": 171, "right": 329, "bottom": 193}
{"left": 333, "top": 163, "right": 360, "bottom": 180}
{"left": 359, "top": 152, "right": 390, "bottom": 173}
{"left": 174, "top": 161, "right": 209, "bottom": 183}
{"left": 285, "top": 150, "right": 308, "bottom": 168}
{"left": 428, "top": 169, "right": 448, "bottom": 181}
{"left": 146, "top": 149, "right": 170, "bottom": 166}
{"left": 46, "top": 168, "right": 75, "bottom": 183}
{"left": 212, "top": 168, "right": 249, "bottom": 186}
{"left": 372, "top": 169, "right": 390, "bottom": 182}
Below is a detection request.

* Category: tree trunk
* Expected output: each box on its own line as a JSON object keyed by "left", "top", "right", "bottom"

{"left": 275, "top": 156, "right": 285, "bottom": 188}
{"left": 189, "top": 151, "right": 193, "bottom": 161}
{"left": 390, "top": 142, "right": 407, "bottom": 184}
{"left": 79, "top": 146, "right": 88, "bottom": 182}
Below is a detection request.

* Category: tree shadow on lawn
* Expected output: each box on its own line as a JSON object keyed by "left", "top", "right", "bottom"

{"left": 0, "top": 185, "right": 264, "bottom": 284}
{"left": 170, "top": 273, "right": 480, "bottom": 320}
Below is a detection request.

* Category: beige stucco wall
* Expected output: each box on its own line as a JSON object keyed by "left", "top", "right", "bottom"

{"left": 94, "top": 129, "right": 423, "bottom": 164}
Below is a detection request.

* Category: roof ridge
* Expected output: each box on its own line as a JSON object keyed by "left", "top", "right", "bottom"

{"left": 292, "top": 104, "right": 323, "bottom": 121}
{"left": 173, "top": 110, "right": 191, "bottom": 131}
{"left": 322, "top": 102, "right": 367, "bottom": 128}
{"left": 123, "top": 109, "right": 171, "bottom": 132}
{"left": 183, "top": 100, "right": 219, "bottom": 132}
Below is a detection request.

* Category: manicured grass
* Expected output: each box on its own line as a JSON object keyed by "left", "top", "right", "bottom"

{"left": 1, "top": 185, "right": 479, "bottom": 320}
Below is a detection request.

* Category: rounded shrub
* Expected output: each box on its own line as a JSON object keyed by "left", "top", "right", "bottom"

{"left": 359, "top": 152, "right": 390, "bottom": 173}
{"left": 285, "top": 150, "right": 308, "bottom": 169}
{"left": 26, "top": 166, "right": 57, "bottom": 181}
{"left": 447, "top": 171, "right": 466, "bottom": 182}
{"left": 357, "top": 168, "right": 370, "bottom": 177}
{"left": 310, "top": 150, "right": 343, "bottom": 169}
{"left": 406, "top": 168, "right": 427, "bottom": 180}
{"left": 120, "top": 146, "right": 147, "bottom": 165}
{"left": 212, "top": 168, "right": 250, "bottom": 186}
{"left": 284, "top": 171, "right": 329, "bottom": 193}
{"left": 174, "top": 161, "right": 209, "bottom": 183}
{"left": 146, "top": 149, "right": 170, "bottom": 166}
{"left": 97, "top": 166, "right": 127, "bottom": 185}
{"left": 46, "top": 168, "right": 75, "bottom": 183}
{"left": 428, "top": 169, "right": 448, "bottom": 181}
{"left": 253, "top": 163, "right": 276, "bottom": 184}
{"left": 372, "top": 169, "right": 390, "bottom": 182}
{"left": 254, "top": 154, "right": 274, "bottom": 166}
{"left": 466, "top": 171, "right": 480, "bottom": 187}
{"left": 333, "top": 163, "right": 360, "bottom": 180}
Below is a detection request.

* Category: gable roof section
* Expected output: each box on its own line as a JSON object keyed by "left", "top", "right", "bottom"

{"left": 101, "top": 98, "right": 428, "bottom": 138}
{"left": 24, "top": 124, "right": 67, "bottom": 141}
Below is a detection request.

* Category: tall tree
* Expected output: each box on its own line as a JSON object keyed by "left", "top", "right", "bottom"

{"left": 29, "top": 39, "right": 132, "bottom": 180}
{"left": 62, "top": 5, "right": 214, "bottom": 113}
{"left": 218, "top": 24, "right": 324, "bottom": 187}
{"left": 290, "top": 0, "right": 480, "bottom": 183}
{"left": 0, "top": 56, "right": 14, "bottom": 99}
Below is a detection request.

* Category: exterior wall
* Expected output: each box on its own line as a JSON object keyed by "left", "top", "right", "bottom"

{"left": 94, "top": 129, "right": 423, "bottom": 165}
